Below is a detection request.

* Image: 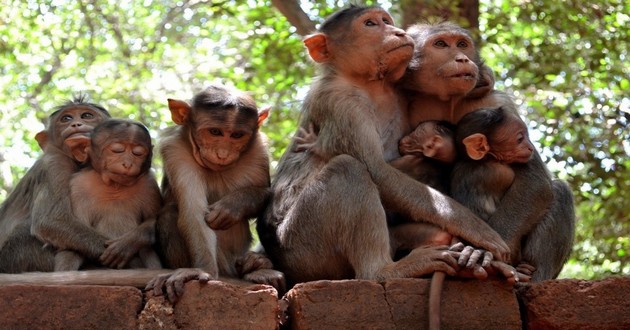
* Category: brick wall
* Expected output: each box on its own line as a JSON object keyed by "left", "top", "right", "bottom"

{"left": 0, "top": 275, "right": 628, "bottom": 329}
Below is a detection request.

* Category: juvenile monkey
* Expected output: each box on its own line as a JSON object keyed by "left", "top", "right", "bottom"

{"left": 54, "top": 119, "right": 162, "bottom": 271}
{"left": 146, "top": 85, "right": 284, "bottom": 302}
{"left": 402, "top": 21, "right": 575, "bottom": 282}
{"left": 0, "top": 96, "right": 114, "bottom": 273}
{"left": 258, "top": 6, "right": 519, "bottom": 289}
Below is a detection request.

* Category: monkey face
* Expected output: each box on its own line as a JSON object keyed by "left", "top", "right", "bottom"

{"left": 333, "top": 8, "right": 414, "bottom": 82}
{"left": 491, "top": 117, "right": 534, "bottom": 164}
{"left": 51, "top": 106, "right": 108, "bottom": 151}
{"left": 96, "top": 141, "right": 149, "bottom": 186}
{"left": 406, "top": 30, "right": 479, "bottom": 99}
{"left": 192, "top": 124, "right": 255, "bottom": 171}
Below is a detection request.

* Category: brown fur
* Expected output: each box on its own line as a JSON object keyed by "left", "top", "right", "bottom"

{"left": 257, "top": 6, "right": 511, "bottom": 289}
{"left": 148, "top": 85, "right": 284, "bottom": 302}
{"left": 55, "top": 119, "right": 162, "bottom": 271}
{"left": 0, "top": 96, "right": 111, "bottom": 273}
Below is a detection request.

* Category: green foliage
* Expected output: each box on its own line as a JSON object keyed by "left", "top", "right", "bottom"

{"left": 479, "top": 0, "right": 629, "bottom": 278}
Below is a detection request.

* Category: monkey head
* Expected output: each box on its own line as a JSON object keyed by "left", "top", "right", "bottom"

{"left": 168, "top": 85, "right": 269, "bottom": 172}
{"left": 399, "top": 120, "right": 456, "bottom": 164}
{"left": 458, "top": 107, "right": 534, "bottom": 164}
{"left": 35, "top": 96, "right": 111, "bottom": 156}
{"left": 402, "top": 22, "right": 481, "bottom": 101}
{"left": 304, "top": 6, "right": 414, "bottom": 83}
{"left": 69, "top": 119, "right": 153, "bottom": 186}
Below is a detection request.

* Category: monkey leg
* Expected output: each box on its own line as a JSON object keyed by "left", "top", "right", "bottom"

{"left": 54, "top": 250, "right": 84, "bottom": 271}
{"left": 276, "top": 155, "right": 457, "bottom": 284}
{"left": 0, "top": 223, "right": 55, "bottom": 273}
{"left": 521, "top": 179, "right": 576, "bottom": 281}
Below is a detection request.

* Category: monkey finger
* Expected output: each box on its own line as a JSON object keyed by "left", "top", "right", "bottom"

{"left": 472, "top": 264, "right": 488, "bottom": 280}
{"left": 457, "top": 245, "right": 475, "bottom": 266}
{"left": 465, "top": 249, "right": 484, "bottom": 268}
{"left": 448, "top": 241, "right": 465, "bottom": 252}
{"left": 490, "top": 261, "right": 519, "bottom": 284}
{"left": 481, "top": 251, "right": 493, "bottom": 268}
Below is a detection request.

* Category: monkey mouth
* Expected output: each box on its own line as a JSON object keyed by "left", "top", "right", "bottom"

{"left": 449, "top": 72, "right": 476, "bottom": 80}
{"left": 388, "top": 43, "right": 414, "bottom": 53}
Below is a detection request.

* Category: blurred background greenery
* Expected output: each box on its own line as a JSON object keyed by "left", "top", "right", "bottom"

{"left": 0, "top": 0, "right": 627, "bottom": 279}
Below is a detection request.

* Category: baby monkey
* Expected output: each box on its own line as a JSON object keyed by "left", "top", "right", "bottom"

{"left": 450, "top": 106, "right": 534, "bottom": 221}
{"left": 55, "top": 119, "right": 162, "bottom": 270}
{"left": 392, "top": 120, "right": 456, "bottom": 194}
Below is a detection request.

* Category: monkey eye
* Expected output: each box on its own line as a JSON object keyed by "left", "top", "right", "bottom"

{"left": 81, "top": 112, "right": 95, "bottom": 119}
{"left": 364, "top": 19, "right": 377, "bottom": 26}
{"left": 231, "top": 132, "right": 245, "bottom": 139}
{"left": 382, "top": 17, "right": 392, "bottom": 25}
{"left": 132, "top": 146, "right": 147, "bottom": 156}
{"left": 109, "top": 143, "right": 126, "bottom": 153}
{"left": 60, "top": 114, "right": 73, "bottom": 122}
{"left": 434, "top": 40, "right": 448, "bottom": 48}
{"left": 209, "top": 128, "right": 223, "bottom": 136}
{"left": 457, "top": 40, "right": 469, "bottom": 48}
{"left": 516, "top": 133, "right": 525, "bottom": 143}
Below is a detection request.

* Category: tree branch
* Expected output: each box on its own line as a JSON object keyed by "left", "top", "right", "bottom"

{"left": 270, "top": 0, "right": 316, "bottom": 36}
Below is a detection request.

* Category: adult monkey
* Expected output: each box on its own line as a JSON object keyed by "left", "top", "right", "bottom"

{"left": 0, "top": 96, "right": 125, "bottom": 272}
{"left": 257, "top": 5, "right": 517, "bottom": 288}
{"left": 400, "top": 22, "right": 575, "bottom": 281}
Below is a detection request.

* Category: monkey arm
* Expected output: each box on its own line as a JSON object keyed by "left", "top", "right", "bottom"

{"left": 485, "top": 152, "right": 553, "bottom": 256}
{"left": 31, "top": 153, "right": 107, "bottom": 260}
{"left": 312, "top": 88, "right": 511, "bottom": 261}
{"left": 161, "top": 137, "right": 220, "bottom": 277}
{"left": 205, "top": 186, "right": 270, "bottom": 231}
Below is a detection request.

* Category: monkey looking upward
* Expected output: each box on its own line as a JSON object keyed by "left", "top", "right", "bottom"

{"left": 401, "top": 22, "right": 575, "bottom": 281}
{"left": 257, "top": 5, "right": 519, "bottom": 289}
{"left": 55, "top": 119, "right": 162, "bottom": 271}
{"left": 146, "top": 85, "right": 284, "bottom": 302}
{"left": 0, "top": 96, "right": 115, "bottom": 273}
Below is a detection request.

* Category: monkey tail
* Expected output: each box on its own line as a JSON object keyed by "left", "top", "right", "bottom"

{"left": 428, "top": 271, "right": 446, "bottom": 330}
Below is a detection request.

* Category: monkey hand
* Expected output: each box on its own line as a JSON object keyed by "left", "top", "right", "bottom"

{"left": 101, "top": 236, "right": 141, "bottom": 269}
{"left": 205, "top": 203, "right": 243, "bottom": 230}
{"left": 145, "top": 268, "right": 213, "bottom": 303}
{"left": 236, "top": 251, "right": 274, "bottom": 276}
{"left": 486, "top": 260, "right": 531, "bottom": 285}
{"left": 449, "top": 242, "right": 493, "bottom": 268}
{"left": 243, "top": 269, "right": 287, "bottom": 295}
{"left": 293, "top": 123, "right": 318, "bottom": 153}
{"left": 515, "top": 262, "right": 536, "bottom": 277}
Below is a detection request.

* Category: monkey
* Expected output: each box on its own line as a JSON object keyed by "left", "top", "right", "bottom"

{"left": 145, "top": 84, "right": 285, "bottom": 302}
{"left": 256, "top": 6, "right": 527, "bottom": 292}
{"left": 401, "top": 21, "right": 575, "bottom": 282}
{"left": 450, "top": 106, "right": 534, "bottom": 221}
{"left": 391, "top": 120, "right": 457, "bottom": 194}
{"left": 53, "top": 119, "right": 162, "bottom": 271}
{"left": 0, "top": 96, "right": 117, "bottom": 273}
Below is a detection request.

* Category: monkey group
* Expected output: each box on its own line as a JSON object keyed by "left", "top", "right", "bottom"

{"left": 0, "top": 5, "right": 574, "bottom": 315}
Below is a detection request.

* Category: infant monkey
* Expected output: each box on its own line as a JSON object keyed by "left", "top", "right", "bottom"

{"left": 392, "top": 120, "right": 456, "bottom": 193}
{"left": 55, "top": 119, "right": 162, "bottom": 270}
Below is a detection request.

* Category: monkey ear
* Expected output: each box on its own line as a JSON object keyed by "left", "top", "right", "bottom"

{"left": 421, "top": 136, "right": 442, "bottom": 158}
{"left": 257, "top": 106, "right": 271, "bottom": 127}
{"left": 462, "top": 133, "right": 489, "bottom": 160}
{"left": 35, "top": 131, "right": 48, "bottom": 151}
{"left": 65, "top": 136, "right": 91, "bottom": 163}
{"left": 167, "top": 98, "right": 192, "bottom": 125}
{"left": 304, "top": 34, "right": 330, "bottom": 63}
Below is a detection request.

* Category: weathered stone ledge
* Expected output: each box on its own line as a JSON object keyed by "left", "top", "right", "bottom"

{"left": 0, "top": 275, "right": 628, "bottom": 329}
